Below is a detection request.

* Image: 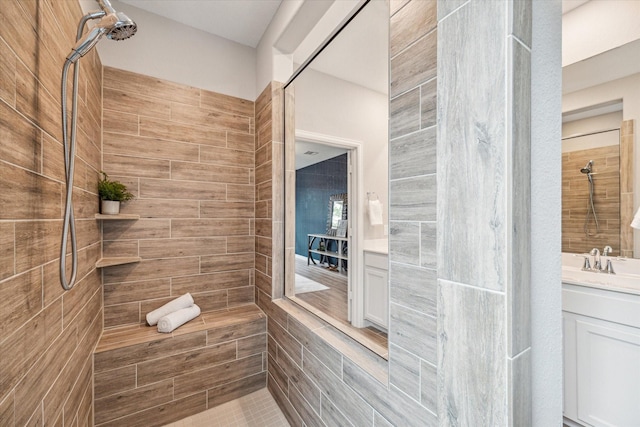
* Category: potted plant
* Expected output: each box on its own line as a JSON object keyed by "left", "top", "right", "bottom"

{"left": 98, "top": 171, "right": 133, "bottom": 214}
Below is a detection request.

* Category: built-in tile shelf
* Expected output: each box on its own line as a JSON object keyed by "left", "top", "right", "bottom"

{"left": 95, "top": 213, "right": 140, "bottom": 220}
{"left": 95, "top": 213, "right": 141, "bottom": 267}
{"left": 96, "top": 257, "right": 141, "bottom": 268}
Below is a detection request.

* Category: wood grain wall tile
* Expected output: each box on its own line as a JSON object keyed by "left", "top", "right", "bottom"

{"left": 139, "top": 116, "right": 226, "bottom": 147}
{"left": 104, "top": 67, "right": 200, "bottom": 106}
{"left": 172, "top": 270, "right": 251, "bottom": 294}
{"left": 391, "top": 30, "right": 437, "bottom": 98}
{"left": 102, "top": 257, "right": 200, "bottom": 284}
{"left": 97, "top": 393, "right": 207, "bottom": 427}
{"left": 1, "top": 162, "right": 62, "bottom": 220}
{"left": 104, "top": 278, "right": 171, "bottom": 306}
{"left": 200, "top": 201, "right": 254, "bottom": 218}
{"left": 139, "top": 179, "right": 226, "bottom": 200}
{"left": 103, "top": 109, "right": 138, "bottom": 135}
{"left": 228, "top": 286, "right": 255, "bottom": 306}
{"left": 0, "top": 222, "right": 14, "bottom": 280}
{"left": 104, "top": 132, "right": 199, "bottom": 162}
{"left": 200, "top": 145, "right": 254, "bottom": 168}
{"left": 0, "top": 97, "right": 41, "bottom": 172}
{"left": 201, "top": 253, "right": 254, "bottom": 273}
{"left": 94, "top": 379, "right": 174, "bottom": 425}
{"left": 390, "top": 88, "right": 420, "bottom": 139}
{"left": 139, "top": 237, "right": 226, "bottom": 259}
{"left": 228, "top": 184, "right": 256, "bottom": 202}
{"left": 200, "top": 90, "right": 254, "bottom": 118}
{"left": 103, "top": 87, "right": 171, "bottom": 119}
{"left": 120, "top": 198, "right": 200, "bottom": 218}
{"left": 103, "top": 154, "right": 171, "bottom": 179}
{"left": 0, "top": 39, "right": 16, "bottom": 107}
{"left": 228, "top": 131, "right": 255, "bottom": 152}
{"left": 137, "top": 341, "right": 236, "bottom": 387}
{"left": 390, "top": 0, "right": 437, "bottom": 57}
{"left": 0, "top": 267, "right": 42, "bottom": 340}
{"left": 171, "top": 161, "right": 250, "bottom": 184}
{"left": 103, "top": 219, "right": 171, "bottom": 241}
{"left": 172, "top": 219, "right": 250, "bottom": 238}
{"left": 14, "top": 220, "right": 62, "bottom": 273}
{"left": 171, "top": 103, "right": 250, "bottom": 133}
{"left": 207, "top": 372, "right": 266, "bottom": 409}
{"left": 173, "top": 354, "right": 263, "bottom": 400}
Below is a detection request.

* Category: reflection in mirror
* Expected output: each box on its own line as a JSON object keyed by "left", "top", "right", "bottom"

{"left": 284, "top": 0, "right": 389, "bottom": 357}
{"left": 562, "top": 33, "right": 639, "bottom": 259}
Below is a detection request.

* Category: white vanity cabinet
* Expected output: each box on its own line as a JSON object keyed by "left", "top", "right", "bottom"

{"left": 363, "top": 251, "right": 388, "bottom": 329}
{"left": 563, "top": 283, "right": 640, "bottom": 427}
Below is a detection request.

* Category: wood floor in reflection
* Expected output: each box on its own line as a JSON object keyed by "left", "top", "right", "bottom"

{"left": 294, "top": 256, "right": 388, "bottom": 349}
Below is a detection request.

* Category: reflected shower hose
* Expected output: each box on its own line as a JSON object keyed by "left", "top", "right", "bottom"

{"left": 584, "top": 173, "right": 600, "bottom": 236}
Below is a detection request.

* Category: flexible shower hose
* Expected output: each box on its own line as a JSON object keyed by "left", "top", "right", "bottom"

{"left": 59, "top": 59, "right": 80, "bottom": 290}
{"left": 584, "top": 175, "right": 600, "bottom": 237}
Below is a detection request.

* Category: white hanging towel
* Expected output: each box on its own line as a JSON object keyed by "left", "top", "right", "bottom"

{"left": 631, "top": 207, "right": 640, "bottom": 229}
{"left": 368, "top": 199, "right": 383, "bottom": 226}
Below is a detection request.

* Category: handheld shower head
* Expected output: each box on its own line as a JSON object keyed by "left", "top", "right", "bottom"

{"left": 65, "top": 4, "right": 136, "bottom": 63}
{"left": 580, "top": 160, "right": 593, "bottom": 174}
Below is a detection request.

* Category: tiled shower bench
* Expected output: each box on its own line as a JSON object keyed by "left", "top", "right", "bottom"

{"left": 93, "top": 304, "right": 267, "bottom": 427}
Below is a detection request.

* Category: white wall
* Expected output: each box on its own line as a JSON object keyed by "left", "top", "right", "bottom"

{"left": 563, "top": 72, "right": 640, "bottom": 255}
{"left": 532, "top": 1, "right": 564, "bottom": 424}
{"left": 293, "top": 68, "right": 388, "bottom": 240}
{"left": 80, "top": 0, "right": 257, "bottom": 100}
{"left": 562, "top": 111, "right": 623, "bottom": 138}
{"left": 562, "top": 0, "right": 640, "bottom": 66}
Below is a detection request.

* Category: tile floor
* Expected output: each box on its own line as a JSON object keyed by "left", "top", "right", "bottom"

{"left": 163, "top": 388, "right": 290, "bottom": 427}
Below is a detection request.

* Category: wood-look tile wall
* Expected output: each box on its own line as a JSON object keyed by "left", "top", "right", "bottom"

{"left": 0, "top": 0, "right": 103, "bottom": 425}
{"left": 438, "top": 0, "right": 532, "bottom": 424}
{"left": 101, "top": 67, "right": 256, "bottom": 328}
{"left": 259, "top": 2, "right": 441, "bottom": 426}
{"left": 93, "top": 305, "right": 267, "bottom": 426}
{"left": 562, "top": 145, "right": 621, "bottom": 255}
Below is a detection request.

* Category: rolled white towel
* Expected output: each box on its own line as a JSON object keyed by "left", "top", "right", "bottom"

{"left": 145, "top": 293, "right": 194, "bottom": 326}
{"left": 157, "top": 304, "right": 201, "bottom": 333}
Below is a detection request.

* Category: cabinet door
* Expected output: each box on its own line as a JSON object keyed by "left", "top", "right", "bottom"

{"left": 576, "top": 319, "right": 640, "bottom": 427}
{"left": 364, "top": 267, "right": 388, "bottom": 328}
{"left": 563, "top": 313, "right": 578, "bottom": 421}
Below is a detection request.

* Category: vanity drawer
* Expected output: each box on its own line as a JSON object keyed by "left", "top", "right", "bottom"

{"left": 563, "top": 284, "right": 640, "bottom": 329}
{"left": 364, "top": 251, "right": 388, "bottom": 270}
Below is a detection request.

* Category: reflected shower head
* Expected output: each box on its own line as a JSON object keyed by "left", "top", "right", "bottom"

{"left": 66, "top": 0, "right": 136, "bottom": 64}
{"left": 580, "top": 160, "right": 593, "bottom": 174}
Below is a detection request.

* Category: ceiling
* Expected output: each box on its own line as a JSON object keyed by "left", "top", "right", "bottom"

{"left": 118, "top": 0, "right": 283, "bottom": 48}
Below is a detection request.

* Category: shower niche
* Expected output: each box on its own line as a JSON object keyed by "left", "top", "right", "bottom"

{"left": 94, "top": 214, "right": 141, "bottom": 268}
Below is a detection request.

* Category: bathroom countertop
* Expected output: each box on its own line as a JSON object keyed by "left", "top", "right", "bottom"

{"left": 562, "top": 267, "right": 640, "bottom": 296}
{"left": 363, "top": 239, "right": 388, "bottom": 255}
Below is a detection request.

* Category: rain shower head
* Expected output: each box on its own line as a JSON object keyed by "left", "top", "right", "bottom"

{"left": 66, "top": 0, "right": 136, "bottom": 63}
{"left": 580, "top": 160, "right": 593, "bottom": 174}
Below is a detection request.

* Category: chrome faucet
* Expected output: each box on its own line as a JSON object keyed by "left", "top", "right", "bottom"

{"left": 603, "top": 245, "right": 613, "bottom": 256}
{"left": 590, "top": 248, "right": 601, "bottom": 271}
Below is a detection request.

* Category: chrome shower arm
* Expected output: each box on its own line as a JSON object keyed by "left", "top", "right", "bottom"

{"left": 77, "top": 10, "right": 106, "bottom": 41}
{"left": 98, "top": 0, "right": 117, "bottom": 14}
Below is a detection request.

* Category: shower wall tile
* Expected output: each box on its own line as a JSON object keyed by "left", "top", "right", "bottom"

{"left": 438, "top": 280, "right": 506, "bottom": 426}
{"left": 0, "top": 222, "right": 14, "bottom": 280}
{"left": 102, "top": 67, "right": 256, "bottom": 325}
{"left": 437, "top": 0, "right": 506, "bottom": 290}
{"left": 390, "top": 0, "right": 437, "bottom": 57}
{"left": 390, "top": 30, "right": 437, "bottom": 98}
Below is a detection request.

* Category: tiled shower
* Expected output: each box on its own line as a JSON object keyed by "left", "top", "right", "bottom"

{"left": 0, "top": 0, "right": 544, "bottom": 425}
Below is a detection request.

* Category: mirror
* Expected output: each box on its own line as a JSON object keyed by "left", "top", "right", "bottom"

{"left": 284, "top": 0, "right": 389, "bottom": 355}
{"left": 562, "top": 37, "right": 638, "bottom": 258}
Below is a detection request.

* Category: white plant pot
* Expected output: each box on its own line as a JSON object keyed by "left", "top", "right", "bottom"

{"left": 101, "top": 200, "right": 120, "bottom": 215}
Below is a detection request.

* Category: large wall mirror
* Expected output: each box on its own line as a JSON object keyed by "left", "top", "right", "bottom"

{"left": 284, "top": 0, "right": 390, "bottom": 357}
{"left": 562, "top": 37, "right": 638, "bottom": 258}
